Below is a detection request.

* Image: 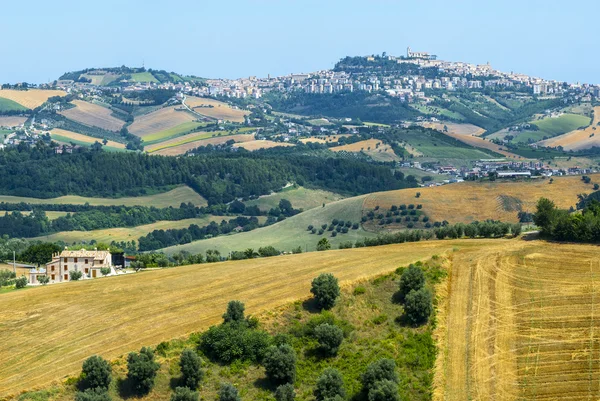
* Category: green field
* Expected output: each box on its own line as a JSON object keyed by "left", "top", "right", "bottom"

{"left": 400, "top": 129, "right": 494, "bottom": 159}
{"left": 0, "top": 97, "right": 28, "bottom": 112}
{"left": 397, "top": 167, "right": 448, "bottom": 183}
{"left": 511, "top": 113, "right": 591, "bottom": 143}
{"left": 411, "top": 103, "right": 465, "bottom": 120}
{"left": 145, "top": 129, "right": 228, "bottom": 150}
{"left": 308, "top": 118, "right": 334, "bottom": 126}
{"left": 245, "top": 186, "right": 344, "bottom": 212}
{"left": 0, "top": 186, "right": 207, "bottom": 208}
{"left": 130, "top": 72, "right": 159, "bottom": 83}
{"left": 163, "top": 195, "right": 374, "bottom": 255}
{"left": 142, "top": 122, "right": 207, "bottom": 144}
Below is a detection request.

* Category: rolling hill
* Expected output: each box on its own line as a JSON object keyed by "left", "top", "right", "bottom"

{"left": 0, "top": 89, "right": 66, "bottom": 109}
{"left": 538, "top": 106, "right": 600, "bottom": 150}
{"left": 59, "top": 100, "right": 125, "bottom": 132}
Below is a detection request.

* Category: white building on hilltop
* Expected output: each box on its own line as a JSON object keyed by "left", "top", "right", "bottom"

{"left": 29, "top": 248, "right": 115, "bottom": 284}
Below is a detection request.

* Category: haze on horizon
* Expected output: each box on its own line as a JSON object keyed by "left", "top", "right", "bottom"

{"left": 1, "top": 0, "right": 598, "bottom": 85}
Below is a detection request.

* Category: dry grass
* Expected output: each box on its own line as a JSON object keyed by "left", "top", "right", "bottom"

{"left": 299, "top": 134, "right": 352, "bottom": 145}
{"left": 421, "top": 122, "right": 524, "bottom": 159}
{"left": 0, "top": 240, "right": 480, "bottom": 397}
{"left": 538, "top": 106, "right": 600, "bottom": 150}
{"left": 0, "top": 186, "right": 207, "bottom": 208}
{"left": 434, "top": 239, "right": 600, "bottom": 401}
{"left": 59, "top": 101, "right": 124, "bottom": 132}
{"left": 129, "top": 106, "right": 197, "bottom": 138}
{"left": 51, "top": 128, "right": 126, "bottom": 149}
{"left": 364, "top": 174, "right": 597, "bottom": 223}
{"left": 233, "top": 140, "right": 294, "bottom": 151}
{"left": 0, "top": 116, "right": 27, "bottom": 127}
{"left": 330, "top": 139, "right": 399, "bottom": 161}
{"left": 152, "top": 133, "right": 255, "bottom": 156}
{"left": 0, "top": 89, "right": 66, "bottom": 109}
{"left": 32, "top": 216, "right": 228, "bottom": 244}
{"left": 185, "top": 96, "right": 248, "bottom": 123}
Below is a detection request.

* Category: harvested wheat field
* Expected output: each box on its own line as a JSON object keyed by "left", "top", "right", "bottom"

{"left": 421, "top": 122, "right": 523, "bottom": 159}
{"left": 59, "top": 100, "right": 124, "bottom": 132}
{"left": 152, "top": 133, "right": 255, "bottom": 155}
{"left": 331, "top": 138, "right": 399, "bottom": 161}
{"left": 185, "top": 96, "right": 248, "bottom": 122}
{"left": 0, "top": 186, "right": 206, "bottom": 208}
{"left": 364, "top": 174, "right": 598, "bottom": 223}
{"left": 0, "top": 116, "right": 27, "bottom": 127}
{"left": 233, "top": 139, "right": 294, "bottom": 150}
{"left": 128, "top": 106, "right": 197, "bottom": 138}
{"left": 0, "top": 240, "right": 477, "bottom": 397}
{"left": 0, "top": 89, "right": 66, "bottom": 109}
{"left": 51, "top": 128, "right": 126, "bottom": 149}
{"left": 538, "top": 106, "right": 600, "bottom": 151}
{"left": 434, "top": 239, "right": 600, "bottom": 401}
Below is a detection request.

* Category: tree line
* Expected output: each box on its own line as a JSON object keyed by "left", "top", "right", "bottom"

{"left": 534, "top": 197, "right": 600, "bottom": 242}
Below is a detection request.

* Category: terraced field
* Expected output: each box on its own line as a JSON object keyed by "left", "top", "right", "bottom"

{"left": 128, "top": 106, "right": 197, "bottom": 139}
{"left": 0, "top": 239, "right": 475, "bottom": 397}
{"left": 149, "top": 133, "right": 255, "bottom": 155}
{"left": 434, "top": 240, "right": 600, "bottom": 401}
{"left": 50, "top": 128, "right": 126, "bottom": 150}
{"left": 0, "top": 186, "right": 206, "bottom": 208}
{"left": 0, "top": 89, "right": 66, "bottom": 109}
{"left": 538, "top": 106, "right": 600, "bottom": 150}
{"left": 59, "top": 100, "right": 125, "bottom": 132}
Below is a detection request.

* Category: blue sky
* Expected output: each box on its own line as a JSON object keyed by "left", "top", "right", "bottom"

{"left": 1, "top": 0, "right": 598, "bottom": 84}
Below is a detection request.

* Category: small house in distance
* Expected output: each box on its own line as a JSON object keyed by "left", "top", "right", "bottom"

{"left": 29, "top": 248, "right": 115, "bottom": 285}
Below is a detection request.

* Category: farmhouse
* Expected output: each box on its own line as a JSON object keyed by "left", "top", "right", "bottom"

{"left": 29, "top": 248, "right": 115, "bottom": 284}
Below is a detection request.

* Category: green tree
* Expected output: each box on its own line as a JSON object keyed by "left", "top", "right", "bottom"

{"left": 179, "top": 349, "right": 203, "bottom": 389}
{"left": 398, "top": 264, "right": 425, "bottom": 301}
{"left": 404, "top": 288, "right": 433, "bottom": 325}
{"left": 263, "top": 344, "right": 297, "bottom": 384}
{"left": 218, "top": 383, "right": 241, "bottom": 401}
{"left": 533, "top": 197, "right": 557, "bottom": 234}
{"left": 81, "top": 355, "right": 112, "bottom": 390}
{"left": 15, "top": 276, "right": 27, "bottom": 289}
{"left": 38, "top": 275, "right": 50, "bottom": 285}
{"left": 314, "top": 323, "right": 343, "bottom": 356}
{"left": 75, "top": 388, "right": 111, "bottom": 401}
{"left": 362, "top": 359, "right": 399, "bottom": 393}
{"left": 171, "top": 387, "right": 198, "bottom": 401}
{"left": 314, "top": 368, "right": 345, "bottom": 401}
{"left": 100, "top": 267, "right": 111, "bottom": 276}
{"left": 127, "top": 347, "right": 160, "bottom": 395}
{"left": 19, "top": 242, "right": 61, "bottom": 267}
{"left": 367, "top": 379, "right": 400, "bottom": 401}
{"left": 71, "top": 271, "right": 83, "bottom": 281}
{"left": 275, "top": 383, "right": 296, "bottom": 401}
{"left": 310, "top": 273, "right": 340, "bottom": 310}
{"left": 222, "top": 300, "right": 245, "bottom": 323}
{"left": 316, "top": 238, "right": 331, "bottom": 251}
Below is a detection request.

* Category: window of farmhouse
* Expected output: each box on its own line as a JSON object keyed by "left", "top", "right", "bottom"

{"left": 85, "top": 259, "right": 88, "bottom": 264}
{"left": 85, "top": 268, "right": 89, "bottom": 273}
{"left": 64, "top": 274, "right": 68, "bottom": 280}
{"left": 74, "top": 258, "right": 78, "bottom": 263}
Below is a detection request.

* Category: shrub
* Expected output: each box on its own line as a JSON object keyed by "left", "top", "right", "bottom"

{"left": 15, "top": 276, "right": 27, "bottom": 289}
{"left": 70, "top": 271, "right": 83, "bottom": 281}
{"left": 81, "top": 355, "right": 112, "bottom": 390}
{"left": 179, "top": 349, "right": 203, "bottom": 389}
{"left": 331, "top": 231, "right": 337, "bottom": 237}
{"left": 314, "top": 323, "right": 343, "bottom": 356}
{"left": 218, "top": 383, "right": 241, "bottom": 401}
{"left": 258, "top": 246, "right": 280, "bottom": 257}
{"left": 338, "top": 241, "right": 353, "bottom": 249}
{"left": 127, "top": 347, "right": 160, "bottom": 395}
{"left": 353, "top": 286, "right": 366, "bottom": 296}
{"left": 75, "top": 388, "right": 111, "bottom": 401}
{"left": 307, "top": 225, "right": 314, "bottom": 231}
{"left": 417, "top": 204, "right": 423, "bottom": 209}
{"left": 200, "top": 322, "right": 270, "bottom": 363}
{"left": 335, "top": 226, "right": 341, "bottom": 232}
{"left": 372, "top": 314, "right": 387, "bottom": 325}
{"left": 331, "top": 219, "right": 339, "bottom": 225}
{"left": 362, "top": 359, "right": 399, "bottom": 393}
{"left": 223, "top": 300, "right": 245, "bottom": 323}
{"left": 404, "top": 288, "right": 433, "bottom": 325}
{"left": 171, "top": 387, "right": 199, "bottom": 401}
{"left": 312, "top": 228, "right": 317, "bottom": 234}
{"left": 263, "top": 344, "right": 297, "bottom": 384}
{"left": 367, "top": 379, "right": 400, "bottom": 401}
{"left": 337, "top": 220, "right": 345, "bottom": 227}
{"left": 311, "top": 273, "right": 340, "bottom": 310}
{"left": 275, "top": 383, "right": 296, "bottom": 401}
{"left": 321, "top": 224, "right": 328, "bottom": 230}
{"left": 317, "top": 238, "right": 331, "bottom": 251}
{"left": 314, "top": 368, "right": 345, "bottom": 401}
{"left": 38, "top": 275, "right": 50, "bottom": 285}
{"left": 100, "top": 267, "right": 111, "bottom": 276}
{"left": 352, "top": 223, "right": 359, "bottom": 229}
{"left": 318, "top": 229, "right": 325, "bottom": 235}
{"left": 398, "top": 264, "right": 425, "bottom": 301}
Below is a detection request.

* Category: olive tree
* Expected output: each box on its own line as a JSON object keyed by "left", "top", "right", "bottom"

{"left": 404, "top": 288, "right": 433, "bottom": 325}
{"left": 310, "top": 273, "right": 340, "bottom": 310}
{"left": 314, "top": 368, "right": 345, "bottom": 401}
{"left": 222, "top": 300, "right": 245, "bottom": 323}
{"left": 81, "top": 355, "right": 112, "bottom": 390}
{"left": 179, "top": 349, "right": 203, "bottom": 389}
{"left": 263, "top": 344, "right": 296, "bottom": 384}
{"left": 314, "top": 323, "right": 343, "bottom": 356}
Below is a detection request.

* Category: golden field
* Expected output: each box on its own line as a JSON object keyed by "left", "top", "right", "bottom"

{"left": 0, "top": 186, "right": 206, "bottom": 208}
{"left": 185, "top": 96, "right": 249, "bottom": 122}
{"left": 128, "top": 106, "right": 197, "bottom": 138}
{"left": 0, "top": 116, "right": 27, "bottom": 127}
{"left": 434, "top": 240, "right": 600, "bottom": 401}
{"left": 0, "top": 240, "right": 473, "bottom": 397}
{"left": 363, "top": 174, "right": 598, "bottom": 223}
{"left": 59, "top": 100, "right": 125, "bottom": 132}
{"left": 330, "top": 138, "right": 384, "bottom": 152}
{"left": 51, "top": 128, "right": 126, "bottom": 149}
{"left": 538, "top": 106, "right": 600, "bottom": 151}
{"left": 0, "top": 89, "right": 66, "bottom": 109}
{"left": 233, "top": 139, "right": 295, "bottom": 150}
{"left": 151, "top": 133, "right": 255, "bottom": 155}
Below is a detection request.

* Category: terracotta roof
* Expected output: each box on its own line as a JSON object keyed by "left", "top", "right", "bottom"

{"left": 59, "top": 249, "right": 111, "bottom": 259}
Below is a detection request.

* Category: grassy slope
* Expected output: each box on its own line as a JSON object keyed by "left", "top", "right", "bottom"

{"left": 0, "top": 97, "right": 28, "bottom": 112}
{"left": 25, "top": 255, "right": 449, "bottom": 401}
{"left": 400, "top": 129, "right": 493, "bottom": 160}
{"left": 245, "top": 186, "right": 345, "bottom": 212}
{"left": 130, "top": 72, "right": 159, "bottom": 83}
{"left": 141, "top": 122, "right": 206, "bottom": 144}
{"left": 162, "top": 196, "right": 371, "bottom": 255}
{"left": 512, "top": 113, "right": 591, "bottom": 143}
{"left": 0, "top": 239, "right": 483, "bottom": 397}
{"left": 0, "top": 186, "right": 207, "bottom": 208}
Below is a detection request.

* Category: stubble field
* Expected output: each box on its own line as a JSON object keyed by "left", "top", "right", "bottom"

{"left": 59, "top": 100, "right": 125, "bottom": 132}
{"left": 0, "top": 89, "right": 66, "bottom": 109}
